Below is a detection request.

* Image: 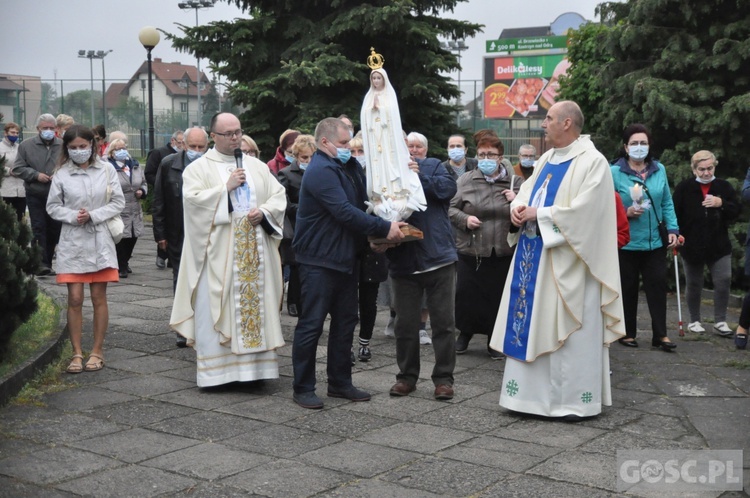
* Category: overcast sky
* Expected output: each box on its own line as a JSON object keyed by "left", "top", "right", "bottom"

{"left": 3, "top": 0, "right": 607, "bottom": 89}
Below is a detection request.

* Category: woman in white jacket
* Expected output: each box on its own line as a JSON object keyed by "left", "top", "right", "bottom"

{"left": 47, "top": 125, "right": 125, "bottom": 374}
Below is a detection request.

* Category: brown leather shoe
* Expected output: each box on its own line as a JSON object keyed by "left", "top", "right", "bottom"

{"left": 389, "top": 381, "right": 416, "bottom": 397}
{"left": 434, "top": 384, "right": 454, "bottom": 400}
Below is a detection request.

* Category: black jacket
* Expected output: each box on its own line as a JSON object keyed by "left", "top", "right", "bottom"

{"left": 673, "top": 177, "right": 740, "bottom": 264}
{"left": 152, "top": 151, "right": 188, "bottom": 262}
{"left": 277, "top": 160, "right": 304, "bottom": 264}
{"left": 145, "top": 143, "right": 177, "bottom": 186}
{"left": 441, "top": 157, "right": 478, "bottom": 181}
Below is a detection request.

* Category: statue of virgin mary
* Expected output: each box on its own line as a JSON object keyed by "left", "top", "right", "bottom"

{"left": 360, "top": 48, "right": 426, "bottom": 222}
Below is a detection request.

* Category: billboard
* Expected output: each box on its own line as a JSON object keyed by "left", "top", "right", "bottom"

{"left": 483, "top": 54, "right": 570, "bottom": 119}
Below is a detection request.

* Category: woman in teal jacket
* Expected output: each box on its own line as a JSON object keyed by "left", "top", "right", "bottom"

{"left": 611, "top": 124, "right": 679, "bottom": 352}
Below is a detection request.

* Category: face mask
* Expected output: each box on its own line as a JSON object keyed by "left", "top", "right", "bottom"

{"left": 285, "top": 155, "right": 295, "bottom": 164}
{"left": 355, "top": 156, "right": 366, "bottom": 168}
{"left": 69, "top": 148, "right": 92, "bottom": 165}
{"left": 695, "top": 175, "right": 715, "bottom": 185}
{"left": 336, "top": 148, "right": 351, "bottom": 163}
{"left": 299, "top": 162, "right": 308, "bottom": 171}
{"left": 448, "top": 148, "right": 466, "bottom": 162}
{"left": 348, "top": 130, "right": 354, "bottom": 139}
{"left": 186, "top": 149, "right": 203, "bottom": 162}
{"left": 521, "top": 159, "right": 535, "bottom": 168}
{"left": 40, "top": 129, "right": 55, "bottom": 141}
{"left": 628, "top": 145, "right": 649, "bottom": 161}
{"left": 114, "top": 149, "right": 129, "bottom": 162}
{"left": 7, "top": 135, "right": 18, "bottom": 143}
{"left": 478, "top": 159, "right": 498, "bottom": 176}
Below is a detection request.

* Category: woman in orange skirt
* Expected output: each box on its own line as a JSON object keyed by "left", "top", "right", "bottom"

{"left": 46, "top": 125, "right": 125, "bottom": 373}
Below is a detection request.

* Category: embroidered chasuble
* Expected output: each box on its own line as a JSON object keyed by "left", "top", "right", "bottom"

{"left": 170, "top": 149, "right": 287, "bottom": 387}
{"left": 489, "top": 135, "right": 625, "bottom": 417}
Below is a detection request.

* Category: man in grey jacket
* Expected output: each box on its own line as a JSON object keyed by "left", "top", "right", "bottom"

{"left": 13, "top": 114, "right": 63, "bottom": 275}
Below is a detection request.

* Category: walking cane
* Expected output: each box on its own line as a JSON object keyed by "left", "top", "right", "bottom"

{"left": 673, "top": 236, "right": 685, "bottom": 337}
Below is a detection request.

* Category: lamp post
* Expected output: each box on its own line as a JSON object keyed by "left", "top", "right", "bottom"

{"left": 181, "top": 75, "right": 190, "bottom": 129}
{"left": 178, "top": 0, "right": 215, "bottom": 126}
{"left": 139, "top": 26, "right": 160, "bottom": 152}
{"left": 78, "top": 49, "right": 112, "bottom": 126}
{"left": 441, "top": 39, "right": 468, "bottom": 127}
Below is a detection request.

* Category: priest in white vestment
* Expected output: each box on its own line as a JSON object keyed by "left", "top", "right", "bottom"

{"left": 489, "top": 101, "right": 625, "bottom": 419}
{"left": 170, "top": 112, "right": 287, "bottom": 387}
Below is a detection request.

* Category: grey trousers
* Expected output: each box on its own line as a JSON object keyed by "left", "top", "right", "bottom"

{"left": 391, "top": 264, "right": 456, "bottom": 387}
{"left": 682, "top": 255, "right": 731, "bottom": 323}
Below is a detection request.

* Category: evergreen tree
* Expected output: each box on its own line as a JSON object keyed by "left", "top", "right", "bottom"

{"left": 201, "top": 78, "right": 221, "bottom": 128}
{"left": 0, "top": 156, "right": 40, "bottom": 361}
{"left": 560, "top": 0, "right": 750, "bottom": 176}
{"left": 167, "top": 0, "right": 481, "bottom": 154}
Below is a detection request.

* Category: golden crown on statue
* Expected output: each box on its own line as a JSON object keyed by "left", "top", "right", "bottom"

{"left": 367, "top": 47, "right": 385, "bottom": 70}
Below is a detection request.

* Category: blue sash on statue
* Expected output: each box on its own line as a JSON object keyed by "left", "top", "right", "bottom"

{"left": 503, "top": 159, "right": 572, "bottom": 360}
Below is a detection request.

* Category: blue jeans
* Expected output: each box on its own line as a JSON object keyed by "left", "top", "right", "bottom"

{"left": 27, "top": 194, "right": 61, "bottom": 268}
{"left": 292, "top": 264, "right": 359, "bottom": 393}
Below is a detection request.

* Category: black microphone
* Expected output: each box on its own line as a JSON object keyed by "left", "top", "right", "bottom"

{"left": 234, "top": 148, "right": 244, "bottom": 185}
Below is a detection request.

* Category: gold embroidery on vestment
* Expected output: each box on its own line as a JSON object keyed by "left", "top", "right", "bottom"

{"left": 234, "top": 216, "right": 262, "bottom": 348}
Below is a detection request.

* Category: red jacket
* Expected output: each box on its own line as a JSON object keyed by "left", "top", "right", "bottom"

{"left": 266, "top": 147, "right": 290, "bottom": 176}
{"left": 615, "top": 192, "right": 630, "bottom": 249}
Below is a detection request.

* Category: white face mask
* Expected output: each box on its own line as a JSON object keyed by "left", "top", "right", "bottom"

{"left": 355, "top": 156, "right": 366, "bottom": 168}
{"left": 69, "top": 148, "right": 92, "bottom": 165}
{"left": 628, "top": 144, "right": 649, "bottom": 161}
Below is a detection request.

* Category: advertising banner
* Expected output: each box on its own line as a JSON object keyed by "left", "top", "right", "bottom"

{"left": 483, "top": 54, "right": 570, "bottom": 119}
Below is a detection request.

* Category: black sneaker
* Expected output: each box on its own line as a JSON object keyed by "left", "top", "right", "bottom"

{"left": 487, "top": 347, "right": 504, "bottom": 360}
{"left": 358, "top": 346, "right": 371, "bottom": 362}
{"left": 455, "top": 333, "right": 471, "bottom": 354}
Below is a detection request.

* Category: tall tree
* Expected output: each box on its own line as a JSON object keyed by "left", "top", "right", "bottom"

{"left": 53, "top": 89, "right": 102, "bottom": 127}
{"left": 560, "top": 0, "right": 750, "bottom": 177}
{"left": 201, "top": 77, "right": 221, "bottom": 128}
{"left": 110, "top": 96, "right": 147, "bottom": 131}
{"left": 167, "top": 0, "right": 481, "bottom": 153}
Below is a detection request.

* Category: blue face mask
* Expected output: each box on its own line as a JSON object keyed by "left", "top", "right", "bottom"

{"left": 628, "top": 145, "right": 649, "bottom": 161}
{"left": 40, "top": 129, "right": 55, "bottom": 141}
{"left": 478, "top": 159, "right": 498, "bottom": 176}
{"left": 520, "top": 159, "right": 535, "bottom": 168}
{"left": 285, "top": 155, "right": 295, "bottom": 164}
{"left": 114, "top": 149, "right": 129, "bottom": 162}
{"left": 336, "top": 148, "right": 351, "bottom": 163}
{"left": 7, "top": 135, "right": 18, "bottom": 143}
{"left": 355, "top": 156, "right": 366, "bottom": 168}
{"left": 448, "top": 148, "right": 466, "bottom": 162}
{"left": 299, "top": 162, "right": 308, "bottom": 171}
{"left": 186, "top": 149, "right": 203, "bottom": 162}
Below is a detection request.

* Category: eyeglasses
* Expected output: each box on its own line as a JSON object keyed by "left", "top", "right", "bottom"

{"left": 628, "top": 141, "right": 649, "bottom": 147}
{"left": 696, "top": 165, "right": 715, "bottom": 173}
{"left": 213, "top": 129, "right": 243, "bottom": 139}
{"left": 519, "top": 154, "right": 535, "bottom": 159}
{"left": 477, "top": 152, "right": 501, "bottom": 160}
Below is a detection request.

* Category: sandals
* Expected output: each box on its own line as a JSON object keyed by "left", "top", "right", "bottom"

{"left": 736, "top": 334, "right": 748, "bottom": 350}
{"left": 84, "top": 353, "right": 105, "bottom": 372}
{"left": 66, "top": 354, "right": 84, "bottom": 374}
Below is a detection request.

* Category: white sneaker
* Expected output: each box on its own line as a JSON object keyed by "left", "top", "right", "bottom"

{"left": 687, "top": 321, "right": 705, "bottom": 333}
{"left": 419, "top": 329, "right": 432, "bottom": 345}
{"left": 713, "top": 322, "right": 733, "bottom": 337}
{"left": 383, "top": 317, "right": 395, "bottom": 337}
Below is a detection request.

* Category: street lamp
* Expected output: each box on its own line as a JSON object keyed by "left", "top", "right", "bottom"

{"left": 180, "top": 75, "right": 190, "bottom": 129}
{"left": 441, "top": 39, "right": 468, "bottom": 126}
{"left": 139, "top": 26, "right": 160, "bottom": 152}
{"left": 177, "top": 0, "right": 215, "bottom": 126}
{"left": 78, "top": 50, "right": 112, "bottom": 126}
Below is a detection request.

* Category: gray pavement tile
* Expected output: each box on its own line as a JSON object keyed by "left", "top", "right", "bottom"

{"left": 97, "top": 347, "right": 147, "bottom": 361}
{"left": 60, "top": 366, "right": 139, "bottom": 387}
{"left": 488, "top": 418, "right": 606, "bottom": 448}
{"left": 706, "top": 366, "right": 750, "bottom": 395}
{"left": 417, "top": 404, "right": 514, "bottom": 433}
{"left": 285, "top": 407, "right": 396, "bottom": 438}
{"left": 0, "top": 446, "right": 123, "bottom": 484}
{"left": 41, "top": 386, "right": 138, "bottom": 412}
{"left": 0, "top": 438, "right": 48, "bottom": 462}
{"left": 340, "top": 391, "right": 445, "bottom": 421}
{"left": 66, "top": 427, "right": 200, "bottom": 463}
{"left": 577, "top": 429, "right": 704, "bottom": 456}
{"left": 142, "top": 442, "right": 271, "bottom": 480}
{"left": 453, "top": 364, "right": 505, "bottom": 390}
{"left": 677, "top": 398, "right": 750, "bottom": 465}
{"left": 319, "top": 478, "right": 445, "bottom": 497}
{"left": 152, "top": 386, "right": 260, "bottom": 410}
{"left": 2, "top": 412, "right": 126, "bottom": 444}
{"left": 648, "top": 364, "right": 746, "bottom": 397}
{"left": 0, "top": 476, "right": 77, "bottom": 498}
{"left": 351, "top": 369, "right": 405, "bottom": 395}
{"left": 527, "top": 449, "right": 618, "bottom": 491}
{"left": 461, "top": 390, "right": 503, "bottom": 411}
{"left": 481, "top": 474, "right": 618, "bottom": 497}
{"left": 577, "top": 407, "right": 643, "bottom": 430}
{"left": 104, "top": 329, "right": 177, "bottom": 354}
{"left": 163, "top": 481, "right": 264, "bottom": 497}
{"left": 220, "top": 458, "right": 348, "bottom": 497}
{"left": 357, "top": 421, "right": 475, "bottom": 454}
{"left": 611, "top": 389, "right": 688, "bottom": 417}
{"left": 610, "top": 371, "right": 663, "bottom": 394}
{"left": 223, "top": 424, "right": 341, "bottom": 458}
{"left": 147, "top": 411, "right": 267, "bottom": 442}
{"left": 82, "top": 399, "right": 199, "bottom": 427}
{"left": 130, "top": 297, "right": 176, "bottom": 309}
{"left": 380, "top": 456, "right": 508, "bottom": 496}
{"left": 299, "top": 440, "right": 420, "bottom": 478}
{"left": 440, "top": 435, "right": 562, "bottom": 473}
{"left": 154, "top": 347, "right": 198, "bottom": 362}
{"left": 54, "top": 464, "right": 196, "bottom": 497}
{"left": 619, "top": 413, "right": 691, "bottom": 440}
{"left": 107, "top": 316, "right": 171, "bottom": 335}
{"left": 96, "top": 373, "right": 195, "bottom": 397}
{"left": 156, "top": 365, "right": 197, "bottom": 382}
{"left": 108, "top": 302, "right": 171, "bottom": 322}
{"left": 106, "top": 354, "right": 195, "bottom": 375}
{"left": 217, "top": 393, "right": 308, "bottom": 423}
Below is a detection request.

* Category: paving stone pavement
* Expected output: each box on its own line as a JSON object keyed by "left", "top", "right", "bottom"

{"left": 1, "top": 241, "right": 749, "bottom": 497}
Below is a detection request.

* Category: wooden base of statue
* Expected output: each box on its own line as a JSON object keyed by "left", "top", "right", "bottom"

{"left": 369, "top": 224, "right": 423, "bottom": 244}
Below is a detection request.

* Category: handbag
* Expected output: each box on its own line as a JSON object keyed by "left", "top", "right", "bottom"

{"left": 640, "top": 182, "right": 670, "bottom": 247}
{"left": 105, "top": 166, "right": 124, "bottom": 243}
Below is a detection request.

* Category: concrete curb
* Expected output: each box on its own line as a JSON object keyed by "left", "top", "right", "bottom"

{"left": 0, "top": 293, "right": 68, "bottom": 407}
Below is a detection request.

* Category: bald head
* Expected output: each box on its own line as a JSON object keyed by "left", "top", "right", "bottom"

{"left": 209, "top": 112, "right": 243, "bottom": 155}
{"left": 554, "top": 101, "right": 584, "bottom": 132}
